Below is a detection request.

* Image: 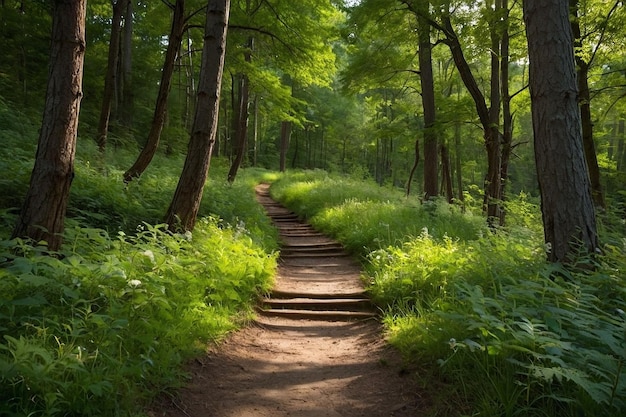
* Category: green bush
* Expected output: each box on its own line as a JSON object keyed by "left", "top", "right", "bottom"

{"left": 271, "top": 170, "right": 626, "bottom": 416}
{"left": 0, "top": 218, "right": 277, "bottom": 416}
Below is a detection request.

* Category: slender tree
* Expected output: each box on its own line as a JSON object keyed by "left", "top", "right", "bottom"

{"left": 119, "top": 0, "right": 134, "bottom": 127}
{"left": 95, "top": 0, "right": 128, "bottom": 152}
{"left": 12, "top": 0, "right": 86, "bottom": 251}
{"left": 414, "top": 1, "right": 438, "bottom": 200}
{"left": 523, "top": 0, "right": 599, "bottom": 263}
{"left": 124, "top": 0, "right": 186, "bottom": 182}
{"left": 165, "top": 0, "right": 230, "bottom": 232}
{"left": 227, "top": 34, "right": 253, "bottom": 183}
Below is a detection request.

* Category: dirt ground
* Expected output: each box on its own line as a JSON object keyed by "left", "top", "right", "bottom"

{"left": 150, "top": 186, "right": 427, "bottom": 417}
{"left": 153, "top": 316, "right": 426, "bottom": 417}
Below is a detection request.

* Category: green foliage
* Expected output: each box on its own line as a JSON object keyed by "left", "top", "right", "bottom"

{"left": 271, "top": 170, "right": 485, "bottom": 255}
{"left": 0, "top": 105, "right": 279, "bottom": 416}
{"left": 272, "top": 171, "right": 626, "bottom": 416}
{"left": 0, "top": 219, "right": 276, "bottom": 416}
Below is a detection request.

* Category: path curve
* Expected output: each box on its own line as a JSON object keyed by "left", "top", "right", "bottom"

{"left": 154, "top": 184, "right": 423, "bottom": 417}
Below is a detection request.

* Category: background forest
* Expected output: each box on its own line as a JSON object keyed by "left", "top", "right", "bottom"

{"left": 1, "top": 0, "right": 626, "bottom": 416}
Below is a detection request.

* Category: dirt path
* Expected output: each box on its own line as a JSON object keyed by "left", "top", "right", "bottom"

{"left": 154, "top": 184, "right": 423, "bottom": 417}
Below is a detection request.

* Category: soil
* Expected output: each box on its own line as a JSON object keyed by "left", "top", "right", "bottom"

{"left": 151, "top": 185, "right": 427, "bottom": 417}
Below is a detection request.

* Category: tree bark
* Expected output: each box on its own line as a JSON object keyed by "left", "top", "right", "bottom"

{"left": 499, "top": 0, "right": 512, "bottom": 226}
{"left": 406, "top": 138, "right": 420, "bottom": 197}
{"left": 441, "top": 143, "right": 454, "bottom": 203}
{"left": 119, "top": 0, "right": 134, "bottom": 128}
{"left": 523, "top": 0, "right": 599, "bottom": 263}
{"left": 95, "top": 0, "right": 127, "bottom": 152}
{"left": 124, "top": 0, "right": 186, "bottom": 182}
{"left": 279, "top": 120, "right": 291, "bottom": 172}
{"left": 227, "top": 35, "right": 254, "bottom": 183}
{"left": 441, "top": 14, "right": 502, "bottom": 223}
{"left": 417, "top": 9, "right": 438, "bottom": 200}
{"left": 12, "top": 0, "right": 86, "bottom": 251}
{"left": 569, "top": 0, "right": 606, "bottom": 209}
{"left": 164, "top": 0, "right": 230, "bottom": 232}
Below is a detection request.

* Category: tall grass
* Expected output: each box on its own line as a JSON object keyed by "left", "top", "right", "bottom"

{"left": 271, "top": 170, "right": 626, "bottom": 417}
{"left": 0, "top": 104, "right": 279, "bottom": 416}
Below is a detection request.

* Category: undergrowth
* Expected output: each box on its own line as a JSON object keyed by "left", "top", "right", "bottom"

{"left": 271, "top": 170, "right": 626, "bottom": 417}
{"left": 0, "top": 105, "right": 279, "bottom": 416}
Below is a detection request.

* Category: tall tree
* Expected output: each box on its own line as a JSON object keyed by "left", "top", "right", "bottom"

{"left": 412, "top": 0, "right": 438, "bottom": 200}
{"left": 227, "top": 35, "right": 253, "bottom": 183}
{"left": 95, "top": 0, "right": 128, "bottom": 152}
{"left": 12, "top": 0, "right": 86, "bottom": 251}
{"left": 124, "top": 0, "right": 186, "bottom": 182}
{"left": 568, "top": 0, "right": 623, "bottom": 209}
{"left": 523, "top": 0, "right": 599, "bottom": 263}
{"left": 165, "top": 0, "right": 230, "bottom": 232}
{"left": 118, "top": 0, "right": 134, "bottom": 127}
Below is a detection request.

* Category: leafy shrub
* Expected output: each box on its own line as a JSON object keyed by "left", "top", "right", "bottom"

{"left": 271, "top": 170, "right": 626, "bottom": 416}
{"left": 0, "top": 218, "right": 277, "bottom": 416}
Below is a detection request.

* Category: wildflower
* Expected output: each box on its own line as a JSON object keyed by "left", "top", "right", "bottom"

{"left": 142, "top": 249, "right": 155, "bottom": 263}
{"left": 544, "top": 242, "right": 552, "bottom": 254}
{"left": 128, "top": 279, "right": 142, "bottom": 288}
{"left": 449, "top": 338, "right": 457, "bottom": 350}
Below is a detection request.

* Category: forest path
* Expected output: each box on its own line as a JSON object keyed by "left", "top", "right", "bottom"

{"left": 154, "top": 184, "right": 423, "bottom": 417}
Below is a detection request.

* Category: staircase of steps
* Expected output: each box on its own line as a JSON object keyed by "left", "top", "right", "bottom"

{"left": 255, "top": 184, "right": 377, "bottom": 322}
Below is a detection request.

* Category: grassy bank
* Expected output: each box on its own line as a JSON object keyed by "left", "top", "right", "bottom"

{"left": 270, "top": 170, "right": 626, "bottom": 417}
{"left": 0, "top": 105, "right": 279, "bottom": 416}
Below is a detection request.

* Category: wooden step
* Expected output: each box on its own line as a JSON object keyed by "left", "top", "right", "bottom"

{"left": 280, "top": 251, "right": 348, "bottom": 259}
{"left": 270, "top": 289, "right": 369, "bottom": 299}
{"left": 262, "top": 297, "right": 374, "bottom": 312}
{"left": 258, "top": 308, "right": 377, "bottom": 321}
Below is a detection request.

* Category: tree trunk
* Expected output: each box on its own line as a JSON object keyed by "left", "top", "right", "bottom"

{"left": 499, "top": 0, "right": 512, "bottom": 226}
{"left": 418, "top": 10, "right": 438, "bottom": 200}
{"left": 442, "top": 15, "right": 502, "bottom": 223}
{"left": 12, "top": 0, "right": 86, "bottom": 251}
{"left": 523, "top": 0, "right": 599, "bottom": 263}
{"left": 406, "top": 138, "right": 420, "bottom": 197}
{"left": 124, "top": 0, "right": 186, "bottom": 182}
{"left": 227, "top": 35, "right": 253, "bottom": 183}
{"left": 280, "top": 120, "right": 291, "bottom": 172}
{"left": 618, "top": 118, "right": 626, "bottom": 172}
{"left": 441, "top": 143, "right": 454, "bottom": 203}
{"left": 119, "top": 0, "right": 134, "bottom": 128}
{"left": 95, "top": 0, "right": 127, "bottom": 152}
{"left": 454, "top": 120, "right": 464, "bottom": 207}
{"left": 570, "top": 0, "right": 606, "bottom": 209}
{"left": 252, "top": 96, "right": 258, "bottom": 166}
{"left": 164, "top": 0, "right": 230, "bottom": 232}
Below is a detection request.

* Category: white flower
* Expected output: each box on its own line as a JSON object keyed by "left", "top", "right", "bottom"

{"left": 142, "top": 249, "right": 155, "bottom": 263}
{"left": 544, "top": 242, "right": 552, "bottom": 254}
{"left": 449, "top": 338, "right": 457, "bottom": 349}
{"left": 128, "top": 279, "right": 142, "bottom": 288}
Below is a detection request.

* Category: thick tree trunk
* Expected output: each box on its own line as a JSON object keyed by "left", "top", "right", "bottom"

{"left": 12, "top": 0, "right": 86, "bottom": 251}
{"left": 524, "top": 0, "right": 599, "bottom": 263}
{"left": 95, "top": 0, "right": 127, "bottom": 152}
{"left": 164, "top": 0, "right": 230, "bottom": 232}
{"left": 124, "top": 0, "right": 185, "bottom": 182}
